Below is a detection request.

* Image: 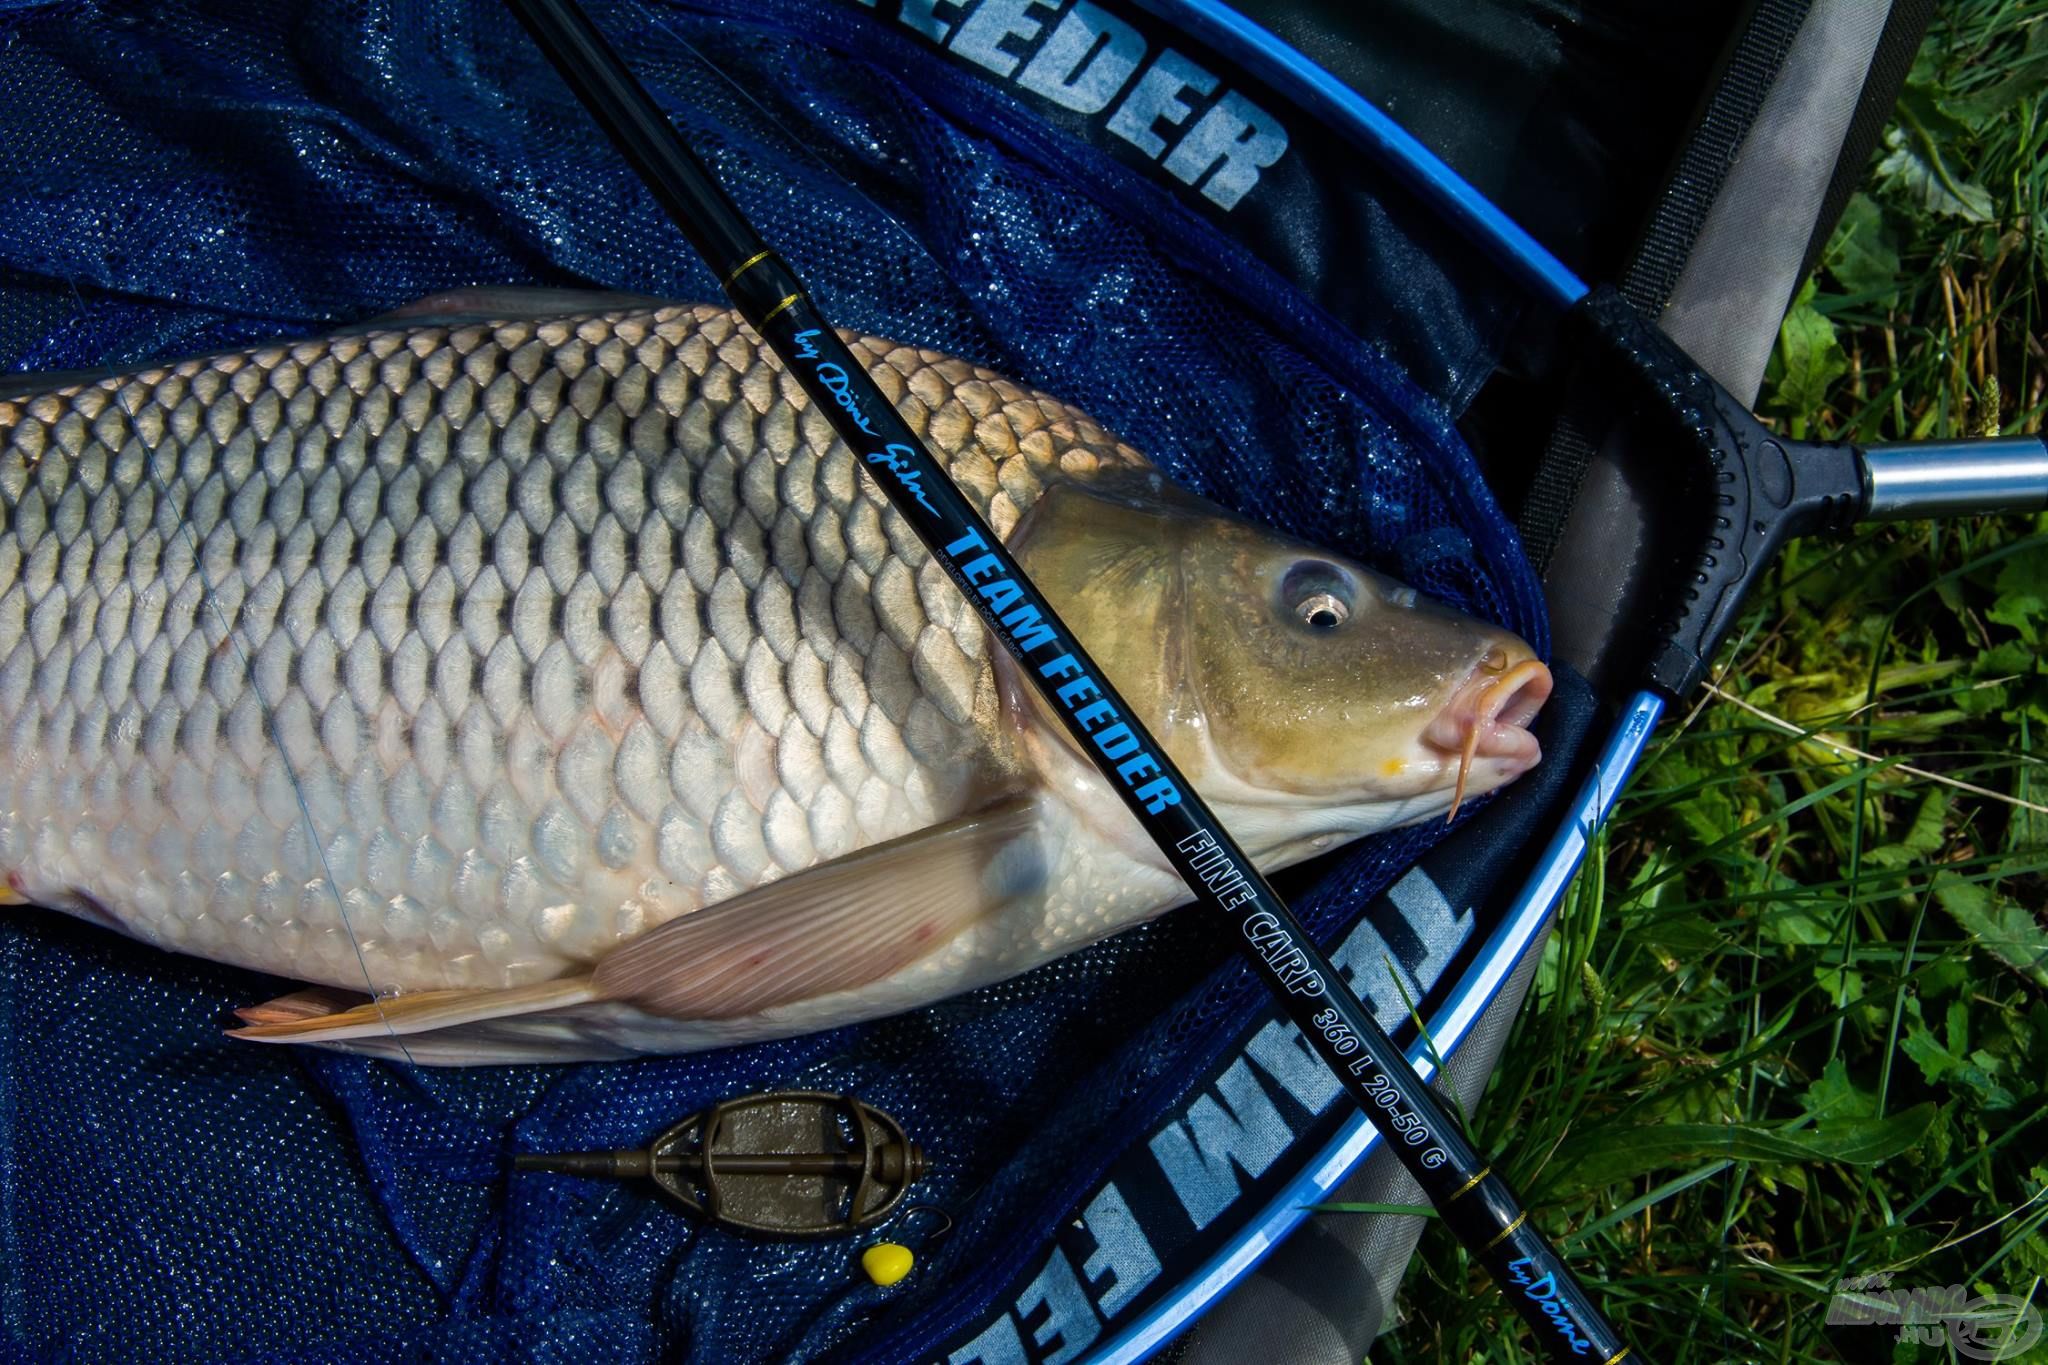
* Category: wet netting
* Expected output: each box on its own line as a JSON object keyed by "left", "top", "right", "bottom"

{"left": 0, "top": 2, "right": 1542, "bottom": 1360}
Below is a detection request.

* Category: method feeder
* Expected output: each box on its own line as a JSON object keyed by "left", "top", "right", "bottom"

{"left": 515, "top": 1091, "right": 926, "bottom": 1237}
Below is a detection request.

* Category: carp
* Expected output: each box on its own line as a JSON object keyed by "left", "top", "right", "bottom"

{"left": 0, "top": 292, "right": 1548, "bottom": 1062}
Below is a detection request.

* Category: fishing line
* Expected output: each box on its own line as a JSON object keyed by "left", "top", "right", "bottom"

{"left": 498, "top": 2, "right": 1644, "bottom": 1359}
{"left": 59, "top": 281, "right": 415, "bottom": 1063}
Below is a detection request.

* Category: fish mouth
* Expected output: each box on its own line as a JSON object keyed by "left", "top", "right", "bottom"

{"left": 1423, "top": 654, "right": 1553, "bottom": 819}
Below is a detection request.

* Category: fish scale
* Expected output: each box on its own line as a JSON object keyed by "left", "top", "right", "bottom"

{"left": 0, "top": 302, "right": 1144, "bottom": 997}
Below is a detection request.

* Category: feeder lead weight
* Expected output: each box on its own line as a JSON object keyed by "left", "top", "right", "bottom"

{"left": 514, "top": 1090, "right": 926, "bottom": 1237}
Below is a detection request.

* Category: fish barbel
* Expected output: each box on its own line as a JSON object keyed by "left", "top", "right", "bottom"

{"left": 0, "top": 291, "right": 1550, "bottom": 1063}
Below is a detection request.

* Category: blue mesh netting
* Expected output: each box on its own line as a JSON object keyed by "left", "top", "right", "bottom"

{"left": 0, "top": 2, "right": 1544, "bottom": 1360}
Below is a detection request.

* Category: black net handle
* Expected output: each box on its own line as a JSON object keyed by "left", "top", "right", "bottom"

{"left": 1572, "top": 285, "right": 2047, "bottom": 699}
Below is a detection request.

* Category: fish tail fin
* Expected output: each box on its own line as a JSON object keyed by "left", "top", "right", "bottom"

{"left": 228, "top": 977, "right": 599, "bottom": 1046}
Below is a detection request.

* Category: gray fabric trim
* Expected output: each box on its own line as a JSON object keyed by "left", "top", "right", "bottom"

{"left": 1659, "top": 0, "right": 1895, "bottom": 402}
{"left": 1167, "top": 1220, "right": 1393, "bottom": 1364}
{"left": 1545, "top": 0, "right": 1897, "bottom": 688}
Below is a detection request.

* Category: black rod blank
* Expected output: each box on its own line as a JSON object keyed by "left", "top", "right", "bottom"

{"left": 498, "top": 2, "right": 1643, "bottom": 1358}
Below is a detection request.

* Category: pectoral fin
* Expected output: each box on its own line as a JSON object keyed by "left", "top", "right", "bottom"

{"left": 592, "top": 796, "right": 1043, "bottom": 1018}
{"left": 233, "top": 985, "right": 371, "bottom": 1026}
{"left": 229, "top": 797, "right": 1044, "bottom": 1057}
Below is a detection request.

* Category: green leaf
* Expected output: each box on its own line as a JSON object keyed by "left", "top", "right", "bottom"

{"left": 1901, "top": 791, "right": 1947, "bottom": 854}
{"left": 1638, "top": 913, "right": 1727, "bottom": 956}
{"left": 1959, "top": 1050, "right": 2020, "bottom": 1109}
{"left": 1900, "top": 998, "right": 2015, "bottom": 1105}
{"left": 1803, "top": 1058, "right": 1879, "bottom": 1122}
{"left": 1965, "top": 641, "right": 2035, "bottom": 719}
{"left": 1540, "top": 1106, "right": 1938, "bottom": 1198}
{"left": 1825, "top": 193, "right": 1901, "bottom": 303}
{"left": 1988, "top": 545, "right": 2048, "bottom": 645}
{"left": 1920, "top": 956, "right": 1969, "bottom": 999}
{"left": 1867, "top": 793, "right": 1950, "bottom": 870}
{"left": 1759, "top": 900, "right": 1835, "bottom": 947}
{"left": 1956, "top": 676, "right": 2012, "bottom": 717}
{"left": 1816, "top": 961, "right": 1868, "bottom": 1009}
{"left": 1979, "top": 640, "right": 2036, "bottom": 676}
{"left": 1903, "top": 1021, "right": 1962, "bottom": 1083}
{"left": 1934, "top": 872, "right": 2048, "bottom": 987}
{"left": 1769, "top": 283, "right": 1850, "bottom": 438}
{"left": 1876, "top": 88, "right": 1996, "bottom": 222}
{"left": 1939, "top": 24, "right": 2048, "bottom": 124}
{"left": 1907, "top": 1000, "right": 2021, "bottom": 1108}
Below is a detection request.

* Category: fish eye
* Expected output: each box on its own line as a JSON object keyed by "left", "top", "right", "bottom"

{"left": 1280, "top": 560, "right": 1355, "bottom": 630}
{"left": 1297, "top": 592, "right": 1349, "bottom": 629}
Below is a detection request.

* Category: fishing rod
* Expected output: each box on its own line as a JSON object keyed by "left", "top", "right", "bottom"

{"left": 498, "top": 1, "right": 1641, "bottom": 1360}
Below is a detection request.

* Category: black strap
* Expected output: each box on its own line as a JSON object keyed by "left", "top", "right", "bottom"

{"left": 1798, "top": 0, "right": 1936, "bottom": 284}
{"left": 1518, "top": 0, "right": 1814, "bottom": 575}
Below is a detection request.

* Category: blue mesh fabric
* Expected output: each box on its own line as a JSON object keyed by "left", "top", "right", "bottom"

{"left": 0, "top": 2, "right": 1544, "bottom": 1361}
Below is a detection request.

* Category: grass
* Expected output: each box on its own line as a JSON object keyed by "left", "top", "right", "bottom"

{"left": 1382, "top": 6, "right": 2048, "bottom": 1361}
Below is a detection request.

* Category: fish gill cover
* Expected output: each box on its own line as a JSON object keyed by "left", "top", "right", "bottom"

{"left": 0, "top": 1, "right": 1542, "bottom": 1360}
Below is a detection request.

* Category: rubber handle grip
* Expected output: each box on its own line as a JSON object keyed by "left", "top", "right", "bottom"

{"left": 1571, "top": 288, "right": 1864, "bottom": 699}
